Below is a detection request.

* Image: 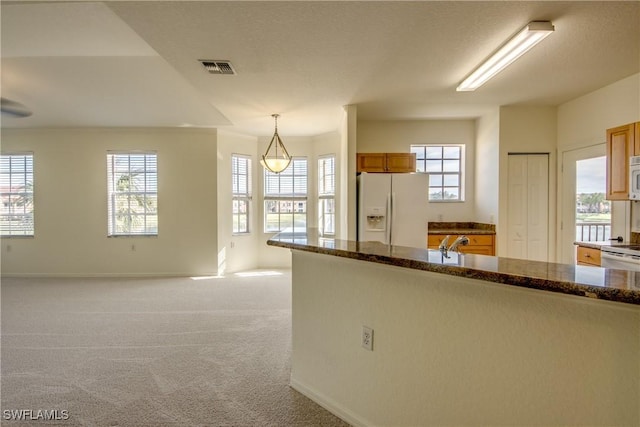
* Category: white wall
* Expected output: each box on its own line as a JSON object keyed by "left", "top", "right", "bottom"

{"left": 291, "top": 250, "right": 640, "bottom": 427}
{"left": 217, "top": 129, "right": 259, "bottom": 274}
{"left": 474, "top": 108, "right": 500, "bottom": 226}
{"left": 1, "top": 128, "right": 219, "bottom": 277}
{"left": 497, "top": 106, "right": 557, "bottom": 259}
{"left": 357, "top": 119, "right": 476, "bottom": 222}
{"left": 344, "top": 105, "right": 358, "bottom": 240}
{"left": 557, "top": 73, "right": 640, "bottom": 249}
{"left": 558, "top": 73, "right": 640, "bottom": 150}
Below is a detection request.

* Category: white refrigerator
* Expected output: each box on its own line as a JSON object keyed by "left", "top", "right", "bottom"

{"left": 357, "top": 172, "right": 429, "bottom": 248}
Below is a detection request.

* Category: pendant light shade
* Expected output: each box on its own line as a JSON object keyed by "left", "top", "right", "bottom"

{"left": 260, "top": 114, "right": 291, "bottom": 174}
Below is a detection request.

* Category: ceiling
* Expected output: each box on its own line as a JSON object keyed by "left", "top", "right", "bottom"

{"left": 1, "top": 1, "right": 639, "bottom": 136}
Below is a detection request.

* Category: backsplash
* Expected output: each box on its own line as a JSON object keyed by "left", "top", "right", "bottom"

{"left": 428, "top": 222, "right": 496, "bottom": 232}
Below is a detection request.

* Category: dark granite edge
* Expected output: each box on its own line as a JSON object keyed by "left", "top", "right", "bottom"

{"left": 268, "top": 239, "right": 640, "bottom": 306}
{"left": 574, "top": 241, "right": 638, "bottom": 250}
{"left": 574, "top": 241, "right": 606, "bottom": 250}
{"left": 428, "top": 222, "right": 495, "bottom": 232}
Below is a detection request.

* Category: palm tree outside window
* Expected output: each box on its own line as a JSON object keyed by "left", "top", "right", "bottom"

{"left": 107, "top": 152, "right": 158, "bottom": 236}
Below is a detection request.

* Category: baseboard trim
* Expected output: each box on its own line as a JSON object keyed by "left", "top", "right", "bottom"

{"left": 289, "top": 376, "right": 372, "bottom": 427}
{"left": 0, "top": 272, "right": 218, "bottom": 279}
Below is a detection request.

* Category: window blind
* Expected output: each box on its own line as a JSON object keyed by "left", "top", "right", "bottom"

{"left": 0, "top": 153, "right": 34, "bottom": 236}
{"left": 264, "top": 158, "right": 308, "bottom": 233}
{"left": 318, "top": 155, "right": 335, "bottom": 235}
{"left": 107, "top": 152, "right": 158, "bottom": 236}
{"left": 232, "top": 154, "right": 252, "bottom": 234}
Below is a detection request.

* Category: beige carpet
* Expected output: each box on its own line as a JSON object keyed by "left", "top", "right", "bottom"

{"left": 1, "top": 272, "right": 350, "bottom": 426}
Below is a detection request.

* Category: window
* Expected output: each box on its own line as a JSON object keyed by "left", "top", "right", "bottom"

{"left": 107, "top": 152, "right": 158, "bottom": 236}
{"left": 411, "top": 145, "right": 463, "bottom": 201}
{"left": 232, "top": 154, "right": 252, "bottom": 234}
{"left": 264, "top": 158, "right": 307, "bottom": 233}
{"left": 318, "top": 155, "right": 335, "bottom": 236}
{"left": 0, "top": 153, "right": 34, "bottom": 236}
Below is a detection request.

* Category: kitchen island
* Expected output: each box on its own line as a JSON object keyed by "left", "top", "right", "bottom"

{"left": 268, "top": 230, "right": 640, "bottom": 426}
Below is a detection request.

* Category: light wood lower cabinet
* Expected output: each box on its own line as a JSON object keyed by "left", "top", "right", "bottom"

{"left": 428, "top": 234, "right": 495, "bottom": 256}
{"left": 576, "top": 245, "right": 601, "bottom": 266}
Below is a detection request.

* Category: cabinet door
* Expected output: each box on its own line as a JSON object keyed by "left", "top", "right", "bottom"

{"left": 606, "top": 124, "right": 633, "bottom": 200}
{"left": 357, "top": 153, "right": 386, "bottom": 173}
{"left": 427, "top": 234, "right": 495, "bottom": 255}
{"left": 635, "top": 122, "right": 640, "bottom": 155}
{"left": 386, "top": 153, "right": 416, "bottom": 173}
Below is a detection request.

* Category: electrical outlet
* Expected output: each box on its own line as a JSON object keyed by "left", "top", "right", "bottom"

{"left": 362, "top": 326, "right": 373, "bottom": 351}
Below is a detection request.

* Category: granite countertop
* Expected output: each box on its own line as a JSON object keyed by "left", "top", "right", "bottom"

{"left": 268, "top": 230, "right": 640, "bottom": 306}
{"left": 428, "top": 222, "right": 496, "bottom": 235}
{"left": 575, "top": 241, "right": 607, "bottom": 250}
{"left": 574, "top": 240, "right": 631, "bottom": 250}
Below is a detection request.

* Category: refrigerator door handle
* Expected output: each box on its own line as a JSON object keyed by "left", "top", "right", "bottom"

{"left": 386, "top": 193, "right": 392, "bottom": 244}
{"left": 391, "top": 192, "right": 397, "bottom": 245}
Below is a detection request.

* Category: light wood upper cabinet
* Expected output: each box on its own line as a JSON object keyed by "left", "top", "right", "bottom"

{"left": 385, "top": 153, "right": 416, "bottom": 173}
{"left": 606, "top": 123, "right": 636, "bottom": 200}
{"left": 356, "top": 153, "right": 387, "bottom": 172}
{"left": 357, "top": 153, "right": 416, "bottom": 173}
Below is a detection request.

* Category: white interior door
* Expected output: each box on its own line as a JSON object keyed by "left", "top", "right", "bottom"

{"left": 507, "top": 154, "right": 549, "bottom": 261}
{"left": 526, "top": 155, "right": 549, "bottom": 261}
{"left": 507, "top": 156, "right": 528, "bottom": 259}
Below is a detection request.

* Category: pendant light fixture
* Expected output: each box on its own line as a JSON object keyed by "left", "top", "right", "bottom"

{"left": 260, "top": 114, "right": 291, "bottom": 174}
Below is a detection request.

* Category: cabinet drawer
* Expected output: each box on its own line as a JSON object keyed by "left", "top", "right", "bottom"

{"left": 459, "top": 246, "right": 494, "bottom": 256}
{"left": 428, "top": 234, "right": 493, "bottom": 247}
{"left": 576, "top": 246, "right": 601, "bottom": 266}
{"left": 466, "top": 235, "right": 494, "bottom": 246}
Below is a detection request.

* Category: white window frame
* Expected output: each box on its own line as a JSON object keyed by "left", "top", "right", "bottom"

{"left": 263, "top": 158, "right": 308, "bottom": 234}
{"left": 107, "top": 152, "right": 158, "bottom": 236}
{"left": 411, "top": 144, "right": 465, "bottom": 202}
{"left": 0, "top": 152, "right": 34, "bottom": 237}
{"left": 318, "top": 155, "right": 336, "bottom": 236}
{"left": 232, "top": 154, "right": 252, "bottom": 235}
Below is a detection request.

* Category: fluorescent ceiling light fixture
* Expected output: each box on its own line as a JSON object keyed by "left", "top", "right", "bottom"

{"left": 456, "top": 21, "right": 554, "bottom": 92}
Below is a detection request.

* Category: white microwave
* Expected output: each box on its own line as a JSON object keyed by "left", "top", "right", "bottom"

{"left": 630, "top": 156, "right": 640, "bottom": 200}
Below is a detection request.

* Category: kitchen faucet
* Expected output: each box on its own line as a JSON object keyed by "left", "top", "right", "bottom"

{"left": 438, "top": 235, "right": 451, "bottom": 253}
{"left": 448, "top": 235, "right": 469, "bottom": 252}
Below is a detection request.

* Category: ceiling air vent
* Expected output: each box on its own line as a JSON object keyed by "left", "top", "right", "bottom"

{"left": 199, "top": 60, "right": 236, "bottom": 75}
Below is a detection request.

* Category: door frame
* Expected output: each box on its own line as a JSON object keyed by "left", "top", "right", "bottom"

{"left": 558, "top": 143, "right": 628, "bottom": 264}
